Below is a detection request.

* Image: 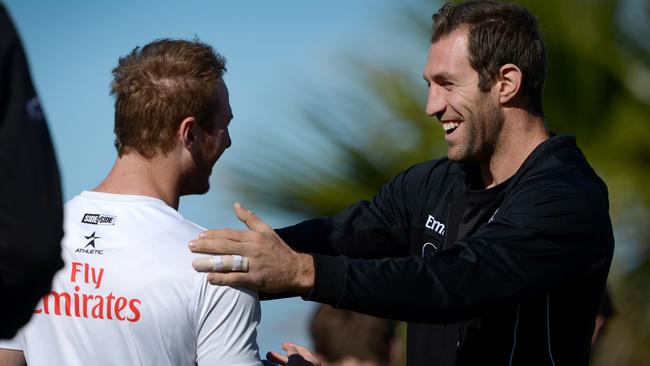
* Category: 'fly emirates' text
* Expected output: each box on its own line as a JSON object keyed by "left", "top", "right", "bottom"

{"left": 34, "top": 262, "right": 142, "bottom": 322}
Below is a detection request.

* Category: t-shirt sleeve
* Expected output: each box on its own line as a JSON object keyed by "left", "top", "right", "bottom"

{"left": 193, "top": 276, "right": 262, "bottom": 366}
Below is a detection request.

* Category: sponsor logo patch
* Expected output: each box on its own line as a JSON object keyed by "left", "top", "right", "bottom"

{"left": 425, "top": 215, "right": 446, "bottom": 235}
{"left": 75, "top": 232, "right": 104, "bottom": 255}
{"left": 81, "top": 213, "right": 117, "bottom": 226}
{"left": 33, "top": 261, "right": 142, "bottom": 322}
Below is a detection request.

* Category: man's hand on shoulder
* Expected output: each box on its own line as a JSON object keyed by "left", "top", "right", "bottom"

{"left": 190, "top": 202, "right": 315, "bottom": 295}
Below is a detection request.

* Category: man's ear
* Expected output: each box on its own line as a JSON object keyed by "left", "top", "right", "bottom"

{"left": 497, "top": 63, "right": 522, "bottom": 104}
{"left": 178, "top": 116, "right": 198, "bottom": 149}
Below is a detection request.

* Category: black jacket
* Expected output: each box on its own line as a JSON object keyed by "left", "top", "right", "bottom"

{"left": 0, "top": 3, "right": 63, "bottom": 339}
{"left": 278, "top": 135, "right": 614, "bottom": 366}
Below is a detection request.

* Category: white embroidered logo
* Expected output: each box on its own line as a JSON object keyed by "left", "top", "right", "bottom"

{"left": 421, "top": 242, "right": 440, "bottom": 257}
{"left": 425, "top": 215, "right": 445, "bottom": 235}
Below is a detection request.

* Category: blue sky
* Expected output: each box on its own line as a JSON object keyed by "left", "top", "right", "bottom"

{"left": 4, "top": 0, "right": 433, "bottom": 356}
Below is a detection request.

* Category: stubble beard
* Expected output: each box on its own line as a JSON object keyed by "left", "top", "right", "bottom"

{"left": 180, "top": 173, "right": 211, "bottom": 196}
{"left": 450, "top": 97, "right": 504, "bottom": 164}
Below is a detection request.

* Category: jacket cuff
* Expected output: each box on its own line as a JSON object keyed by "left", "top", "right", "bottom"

{"left": 303, "top": 254, "right": 345, "bottom": 305}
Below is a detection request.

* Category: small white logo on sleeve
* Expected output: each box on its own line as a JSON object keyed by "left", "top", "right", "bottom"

{"left": 425, "top": 215, "right": 446, "bottom": 235}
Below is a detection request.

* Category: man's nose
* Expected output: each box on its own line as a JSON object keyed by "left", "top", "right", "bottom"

{"left": 425, "top": 86, "right": 446, "bottom": 118}
{"left": 226, "top": 130, "right": 232, "bottom": 149}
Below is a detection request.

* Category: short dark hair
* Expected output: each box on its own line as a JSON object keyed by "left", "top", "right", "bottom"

{"left": 432, "top": 1, "right": 546, "bottom": 116}
{"left": 310, "top": 305, "right": 395, "bottom": 365}
{"left": 111, "top": 38, "right": 227, "bottom": 157}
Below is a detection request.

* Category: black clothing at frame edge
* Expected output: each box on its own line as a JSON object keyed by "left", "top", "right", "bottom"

{"left": 277, "top": 135, "right": 614, "bottom": 366}
{"left": 0, "top": 4, "right": 64, "bottom": 338}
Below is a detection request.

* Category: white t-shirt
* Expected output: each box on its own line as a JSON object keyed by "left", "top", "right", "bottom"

{"left": 0, "top": 191, "right": 261, "bottom": 366}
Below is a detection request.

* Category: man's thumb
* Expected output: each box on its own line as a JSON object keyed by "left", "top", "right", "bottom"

{"left": 234, "top": 202, "right": 270, "bottom": 232}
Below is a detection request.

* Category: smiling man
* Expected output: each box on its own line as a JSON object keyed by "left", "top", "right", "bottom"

{"left": 190, "top": 2, "right": 614, "bottom": 365}
{"left": 0, "top": 39, "right": 261, "bottom": 366}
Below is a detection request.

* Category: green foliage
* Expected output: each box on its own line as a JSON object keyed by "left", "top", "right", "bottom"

{"left": 519, "top": 1, "right": 650, "bottom": 362}
{"left": 230, "top": 0, "right": 650, "bottom": 364}
{"left": 229, "top": 64, "right": 444, "bottom": 216}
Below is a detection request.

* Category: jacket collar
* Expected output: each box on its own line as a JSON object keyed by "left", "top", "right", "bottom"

{"left": 459, "top": 134, "right": 581, "bottom": 191}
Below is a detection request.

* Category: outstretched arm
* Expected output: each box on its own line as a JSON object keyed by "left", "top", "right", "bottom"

{"left": 191, "top": 176, "right": 613, "bottom": 323}
{"left": 191, "top": 203, "right": 315, "bottom": 295}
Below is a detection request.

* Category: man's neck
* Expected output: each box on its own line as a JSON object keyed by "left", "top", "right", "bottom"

{"left": 94, "top": 152, "right": 183, "bottom": 210}
{"left": 479, "top": 111, "right": 549, "bottom": 189}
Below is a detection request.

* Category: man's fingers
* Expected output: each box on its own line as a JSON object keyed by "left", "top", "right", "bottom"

{"left": 206, "top": 272, "right": 254, "bottom": 287}
{"left": 281, "top": 342, "right": 320, "bottom": 365}
{"left": 285, "top": 345, "right": 299, "bottom": 356}
{"left": 189, "top": 238, "right": 245, "bottom": 255}
{"left": 234, "top": 202, "right": 271, "bottom": 232}
{"left": 193, "top": 255, "right": 249, "bottom": 272}
{"left": 290, "top": 344, "right": 313, "bottom": 356}
{"left": 283, "top": 342, "right": 309, "bottom": 356}
{"left": 282, "top": 342, "right": 295, "bottom": 352}
{"left": 198, "top": 228, "right": 253, "bottom": 241}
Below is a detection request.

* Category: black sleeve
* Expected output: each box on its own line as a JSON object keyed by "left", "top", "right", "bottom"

{"left": 261, "top": 161, "right": 435, "bottom": 301}
{"left": 276, "top": 161, "right": 435, "bottom": 258}
{"left": 0, "top": 4, "right": 63, "bottom": 338}
{"left": 304, "top": 176, "right": 614, "bottom": 323}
